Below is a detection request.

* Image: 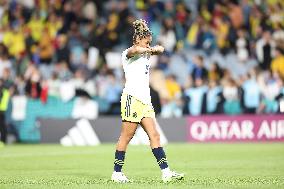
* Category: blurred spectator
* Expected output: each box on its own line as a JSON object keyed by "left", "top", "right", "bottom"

{"left": 39, "top": 27, "right": 53, "bottom": 64}
{"left": 187, "top": 16, "right": 202, "bottom": 47}
{"left": 47, "top": 73, "right": 60, "bottom": 98}
{"left": 54, "top": 62, "right": 72, "bottom": 81}
{"left": 258, "top": 71, "right": 282, "bottom": 113}
{"left": 241, "top": 70, "right": 261, "bottom": 113}
{"left": 256, "top": 31, "right": 274, "bottom": 70}
{"left": 214, "top": 17, "right": 230, "bottom": 54}
{"left": 14, "top": 75, "right": 26, "bottom": 95}
{"left": 276, "top": 81, "right": 284, "bottom": 113}
{"left": 82, "top": 0, "right": 97, "bottom": 21}
{"left": 271, "top": 47, "right": 284, "bottom": 80}
{"left": 222, "top": 78, "right": 242, "bottom": 115}
{"left": 191, "top": 55, "right": 208, "bottom": 81}
{"left": 150, "top": 68, "right": 169, "bottom": 101}
{"left": 161, "top": 74, "right": 182, "bottom": 117}
{"left": 236, "top": 29, "right": 250, "bottom": 62}
{"left": 2, "top": 67, "right": 13, "bottom": 89}
{"left": 3, "top": 26, "right": 25, "bottom": 57}
{"left": 208, "top": 62, "right": 223, "bottom": 81}
{"left": 59, "top": 1, "right": 76, "bottom": 34}
{"left": 56, "top": 35, "right": 70, "bottom": 66}
{"left": 25, "top": 69, "right": 41, "bottom": 99}
{"left": 38, "top": 27, "right": 54, "bottom": 79}
{"left": 184, "top": 78, "right": 207, "bottom": 116}
{"left": 70, "top": 69, "right": 96, "bottom": 96}
{"left": 241, "top": 0, "right": 251, "bottom": 29}
{"left": 0, "top": 44, "right": 11, "bottom": 77}
{"left": 228, "top": 1, "right": 243, "bottom": 29}
{"left": 158, "top": 18, "right": 176, "bottom": 53}
{"left": 104, "top": 71, "right": 122, "bottom": 115}
{"left": 204, "top": 79, "right": 222, "bottom": 114}
{"left": 156, "top": 52, "right": 170, "bottom": 72}
{"left": 165, "top": 74, "right": 181, "bottom": 101}
{"left": 199, "top": 23, "right": 216, "bottom": 54}
{"left": 27, "top": 13, "right": 44, "bottom": 42}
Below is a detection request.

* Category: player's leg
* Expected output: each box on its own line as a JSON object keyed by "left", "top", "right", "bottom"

{"left": 115, "top": 121, "right": 138, "bottom": 166}
{"left": 116, "top": 121, "right": 138, "bottom": 151}
{"left": 141, "top": 117, "right": 184, "bottom": 183}
{"left": 140, "top": 117, "right": 168, "bottom": 169}
{"left": 112, "top": 93, "right": 140, "bottom": 183}
{"left": 140, "top": 117, "right": 161, "bottom": 148}
{"left": 112, "top": 121, "right": 138, "bottom": 183}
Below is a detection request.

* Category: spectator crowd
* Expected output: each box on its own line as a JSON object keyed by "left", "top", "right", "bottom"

{"left": 0, "top": 0, "right": 284, "bottom": 120}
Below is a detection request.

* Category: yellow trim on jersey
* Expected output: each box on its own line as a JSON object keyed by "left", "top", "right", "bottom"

{"left": 121, "top": 93, "right": 155, "bottom": 123}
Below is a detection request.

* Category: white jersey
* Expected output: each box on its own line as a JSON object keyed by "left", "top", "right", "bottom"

{"left": 121, "top": 48, "right": 151, "bottom": 105}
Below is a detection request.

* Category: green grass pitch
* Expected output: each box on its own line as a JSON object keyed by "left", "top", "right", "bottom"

{"left": 0, "top": 143, "right": 283, "bottom": 189}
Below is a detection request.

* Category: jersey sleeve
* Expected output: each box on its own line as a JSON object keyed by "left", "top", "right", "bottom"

{"left": 122, "top": 49, "right": 129, "bottom": 61}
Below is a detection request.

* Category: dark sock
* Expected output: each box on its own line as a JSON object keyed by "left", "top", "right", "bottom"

{"left": 152, "top": 147, "right": 168, "bottom": 170}
{"left": 114, "top": 150, "right": 125, "bottom": 172}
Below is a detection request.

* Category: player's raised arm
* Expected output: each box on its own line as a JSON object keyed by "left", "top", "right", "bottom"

{"left": 126, "top": 46, "right": 151, "bottom": 58}
{"left": 127, "top": 45, "right": 164, "bottom": 58}
{"left": 150, "top": 45, "right": 165, "bottom": 55}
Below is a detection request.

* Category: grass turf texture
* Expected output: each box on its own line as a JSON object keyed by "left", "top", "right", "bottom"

{"left": 0, "top": 144, "right": 283, "bottom": 189}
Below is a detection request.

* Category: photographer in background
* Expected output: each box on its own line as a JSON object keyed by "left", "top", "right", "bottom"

{"left": 0, "top": 79, "right": 10, "bottom": 143}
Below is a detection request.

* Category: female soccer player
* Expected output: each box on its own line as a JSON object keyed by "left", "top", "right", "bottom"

{"left": 111, "top": 19, "right": 184, "bottom": 183}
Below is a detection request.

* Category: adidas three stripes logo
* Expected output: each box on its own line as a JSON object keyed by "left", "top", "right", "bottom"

{"left": 157, "top": 158, "right": 167, "bottom": 165}
{"left": 114, "top": 159, "right": 125, "bottom": 166}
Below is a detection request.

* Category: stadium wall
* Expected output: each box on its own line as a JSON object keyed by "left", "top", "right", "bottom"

{"left": 38, "top": 115, "right": 284, "bottom": 144}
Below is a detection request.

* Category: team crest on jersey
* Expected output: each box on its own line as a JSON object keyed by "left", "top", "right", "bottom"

{"left": 133, "top": 112, "right": 137, "bottom": 118}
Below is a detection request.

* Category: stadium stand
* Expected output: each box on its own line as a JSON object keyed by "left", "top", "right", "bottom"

{"left": 0, "top": 0, "right": 284, "bottom": 142}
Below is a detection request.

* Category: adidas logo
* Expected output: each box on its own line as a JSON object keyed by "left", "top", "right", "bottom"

{"left": 60, "top": 119, "right": 100, "bottom": 146}
{"left": 130, "top": 119, "right": 168, "bottom": 145}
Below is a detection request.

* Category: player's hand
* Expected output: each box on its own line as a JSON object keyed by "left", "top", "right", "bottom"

{"left": 151, "top": 45, "right": 164, "bottom": 54}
